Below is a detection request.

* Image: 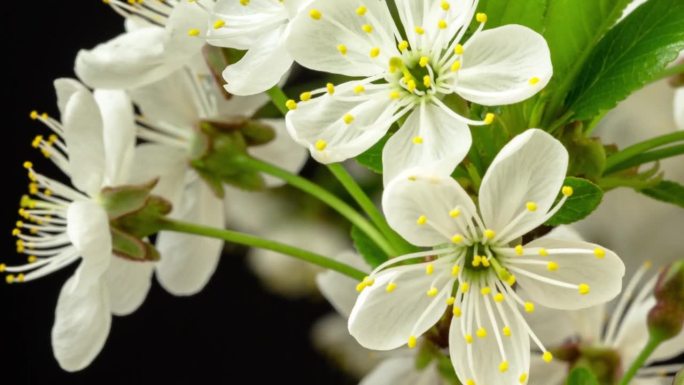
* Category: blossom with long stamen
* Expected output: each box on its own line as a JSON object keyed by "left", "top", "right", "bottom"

{"left": 527, "top": 261, "right": 684, "bottom": 385}
{"left": 5, "top": 78, "right": 153, "bottom": 371}
{"left": 206, "top": 0, "right": 312, "bottom": 95}
{"left": 76, "top": 0, "right": 214, "bottom": 89}
{"left": 347, "top": 129, "right": 625, "bottom": 385}
{"left": 285, "top": 0, "right": 552, "bottom": 183}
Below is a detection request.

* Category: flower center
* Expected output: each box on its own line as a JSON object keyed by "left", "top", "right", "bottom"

{"left": 389, "top": 54, "right": 440, "bottom": 97}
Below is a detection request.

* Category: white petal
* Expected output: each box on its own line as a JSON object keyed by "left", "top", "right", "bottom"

{"left": 163, "top": 1, "right": 207, "bottom": 55}
{"left": 382, "top": 101, "right": 471, "bottom": 185}
{"left": 66, "top": 201, "right": 112, "bottom": 287}
{"left": 222, "top": 25, "right": 293, "bottom": 95}
{"left": 286, "top": 81, "right": 399, "bottom": 164}
{"left": 394, "top": 0, "right": 471, "bottom": 48}
{"left": 62, "top": 89, "right": 106, "bottom": 194}
{"left": 217, "top": 93, "right": 270, "bottom": 119}
{"left": 479, "top": 129, "right": 568, "bottom": 242}
{"left": 94, "top": 89, "right": 136, "bottom": 185}
{"left": 129, "top": 144, "right": 188, "bottom": 208}
{"left": 360, "top": 356, "right": 440, "bottom": 385}
{"left": 316, "top": 252, "right": 369, "bottom": 318}
{"left": 247, "top": 118, "right": 308, "bottom": 187}
{"left": 382, "top": 169, "right": 476, "bottom": 247}
{"left": 51, "top": 277, "right": 111, "bottom": 372}
{"left": 75, "top": 27, "right": 181, "bottom": 90}
{"left": 54, "top": 78, "right": 89, "bottom": 117}
{"left": 105, "top": 257, "right": 154, "bottom": 316}
{"left": 675, "top": 88, "right": 684, "bottom": 131}
{"left": 528, "top": 354, "right": 567, "bottom": 385}
{"left": 223, "top": 188, "right": 290, "bottom": 233}
{"left": 449, "top": 293, "right": 531, "bottom": 385}
{"left": 208, "top": 0, "right": 287, "bottom": 50}
{"left": 156, "top": 179, "right": 225, "bottom": 296}
{"left": 453, "top": 25, "right": 552, "bottom": 106}
{"left": 348, "top": 262, "right": 451, "bottom": 350}
{"left": 524, "top": 301, "right": 605, "bottom": 348}
{"left": 514, "top": 238, "right": 625, "bottom": 310}
{"left": 286, "top": 0, "right": 397, "bottom": 77}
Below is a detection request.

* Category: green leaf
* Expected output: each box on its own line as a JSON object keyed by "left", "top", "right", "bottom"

{"left": 355, "top": 134, "right": 389, "bottom": 174}
{"left": 546, "top": 177, "right": 604, "bottom": 226}
{"left": 351, "top": 225, "right": 388, "bottom": 268}
{"left": 566, "top": 367, "right": 600, "bottom": 385}
{"left": 476, "top": 0, "right": 548, "bottom": 32}
{"left": 566, "top": 0, "right": 684, "bottom": 120}
{"left": 640, "top": 180, "right": 684, "bottom": 209}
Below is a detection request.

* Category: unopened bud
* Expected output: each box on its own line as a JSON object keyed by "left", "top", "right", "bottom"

{"left": 648, "top": 261, "right": 684, "bottom": 341}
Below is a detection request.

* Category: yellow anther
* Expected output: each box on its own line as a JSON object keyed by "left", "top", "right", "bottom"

{"left": 17, "top": 274, "right": 25, "bottom": 283}
{"left": 451, "top": 234, "right": 463, "bottom": 244}
{"left": 386, "top": 282, "right": 397, "bottom": 293}
{"left": 450, "top": 60, "right": 461, "bottom": 72}
{"left": 343, "top": 114, "right": 355, "bottom": 125}
{"left": 412, "top": 136, "right": 424, "bottom": 144}
{"left": 494, "top": 293, "right": 505, "bottom": 302}
{"left": 451, "top": 265, "right": 460, "bottom": 276}
{"left": 454, "top": 44, "right": 464, "bottom": 55}
{"left": 326, "top": 83, "right": 335, "bottom": 95}
{"left": 538, "top": 248, "right": 549, "bottom": 257}
{"left": 578, "top": 283, "right": 590, "bottom": 295}
{"left": 187, "top": 28, "right": 200, "bottom": 37}
{"left": 239, "top": 0, "right": 249, "bottom": 5}
{"left": 644, "top": 260, "right": 653, "bottom": 269}
{"left": 449, "top": 209, "right": 460, "bottom": 218}
{"left": 370, "top": 47, "right": 380, "bottom": 58}
{"left": 356, "top": 5, "right": 367, "bottom": 15}
{"left": 6, "top": 274, "right": 15, "bottom": 284}
{"left": 526, "top": 201, "right": 538, "bottom": 212}
{"left": 438, "top": 19, "right": 447, "bottom": 29}
{"left": 453, "top": 306, "right": 462, "bottom": 317}
{"left": 406, "top": 79, "right": 417, "bottom": 92}
{"left": 362, "top": 24, "right": 373, "bottom": 33}
{"left": 472, "top": 255, "right": 482, "bottom": 267}
{"left": 32, "top": 135, "right": 43, "bottom": 148}
{"left": 29, "top": 183, "right": 38, "bottom": 195}
{"left": 425, "top": 263, "right": 434, "bottom": 275}
{"left": 48, "top": 134, "right": 58, "bottom": 144}
{"left": 44, "top": 189, "right": 52, "bottom": 196}
{"left": 441, "top": 1, "right": 450, "bottom": 10}
{"left": 30, "top": 110, "right": 39, "bottom": 120}
{"left": 481, "top": 287, "right": 491, "bottom": 295}
{"left": 23, "top": 161, "right": 33, "bottom": 169}
{"left": 562, "top": 186, "right": 574, "bottom": 197}
{"left": 460, "top": 282, "right": 470, "bottom": 293}
{"left": 529, "top": 77, "right": 540, "bottom": 85}
{"left": 524, "top": 302, "right": 535, "bottom": 313}
{"left": 542, "top": 352, "right": 553, "bottom": 363}
{"left": 466, "top": 380, "right": 476, "bottom": 385}
{"left": 337, "top": 44, "right": 348, "bottom": 56}
{"left": 484, "top": 113, "right": 495, "bottom": 125}
{"left": 16, "top": 221, "right": 24, "bottom": 228}
{"left": 398, "top": 40, "right": 409, "bottom": 51}
{"left": 503, "top": 326, "right": 511, "bottom": 336}
{"left": 419, "top": 56, "right": 430, "bottom": 68}
{"left": 213, "top": 20, "right": 225, "bottom": 29}
{"left": 28, "top": 255, "right": 37, "bottom": 263}
{"left": 594, "top": 248, "right": 606, "bottom": 259}
{"left": 415, "top": 26, "right": 425, "bottom": 35}
{"left": 427, "top": 287, "right": 438, "bottom": 297}
{"left": 314, "top": 140, "right": 327, "bottom": 151}
{"left": 12, "top": 228, "right": 20, "bottom": 236}
{"left": 519, "top": 373, "right": 528, "bottom": 384}
{"left": 481, "top": 257, "right": 491, "bottom": 267}
{"left": 0, "top": 264, "right": 5, "bottom": 272}
{"left": 354, "top": 85, "right": 365, "bottom": 94}
{"left": 41, "top": 112, "right": 48, "bottom": 120}
{"left": 407, "top": 336, "right": 417, "bottom": 349}
{"left": 499, "top": 361, "right": 509, "bottom": 373}
{"left": 422, "top": 75, "right": 431, "bottom": 88}
{"left": 464, "top": 334, "right": 473, "bottom": 344}
{"left": 416, "top": 215, "right": 427, "bottom": 225}
{"left": 285, "top": 99, "right": 298, "bottom": 110}
{"left": 476, "top": 327, "right": 487, "bottom": 338}
{"left": 309, "top": 9, "right": 322, "bottom": 20}
{"left": 507, "top": 274, "right": 517, "bottom": 286}
{"left": 484, "top": 229, "right": 496, "bottom": 240}
{"left": 547, "top": 261, "right": 559, "bottom": 271}
{"left": 389, "top": 91, "right": 401, "bottom": 100}
{"left": 363, "top": 276, "right": 375, "bottom": 287}
{"left": 476, "top": 12, "right": 488, "bottom": 23}
{"left": 446, "top": 296, "right": 455, "bottom": 305}
{"left": 299, "top": 92, "right": 312, "bottom": 101}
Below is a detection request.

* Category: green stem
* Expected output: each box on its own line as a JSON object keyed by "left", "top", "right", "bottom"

{"left": 547, "top": 111, "right": 574, "bottom": 134}
{"left": 158, "top": 219, "right": 367, "bottom": 280}
{"left": 607, "top": 144, "right": 684, "bottom": 174}
{"left": 604, "top": 131, "right": 684, "bottom": 174}
{"left": 653, "top": 62, "right": 684, "bottom": 83}
{"left": 618, "top": 336, "right": 664, "bottom": 385}
{"left": 327, "top": 163, "right": 413, "bottom": 255}
{"left": 238, "top": 155, "right": 395, "bottom": 256}
{"left": 266, "top": 85, "right": 290, "bottom": 116}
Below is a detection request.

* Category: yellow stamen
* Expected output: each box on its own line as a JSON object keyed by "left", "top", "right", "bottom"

{"left": 425, "top": 263, "right": 434, "bottom": 275}
{"left": 476, "top": 327, "right": 487, "bottom": 338}
{"left": 438, "top": 19, "right": 447, "bottom": 29}
{"left": 343, "top": 114, "right": 355, "bottom": 125}
{"left": 314, "top": 140, "right": 327, "bottom": 151}
{"left": 529, "top": 77, "right": 540, "bottom": 85}
{"left": 337, "top": 44, "right": 348, "bottom": 56}
{"left": 187, "top": 28, "right": 200, "bottom": 37}
{"left": 454, "top": 44, "right": 464, "bottom": 55}
{"left": 356, "top": 5, "right": 367, "bottom": 15}
{"left": 427, "top": 287, "right": 438, "bottom": 297}
{"left": 419, "top": 56, "right": 430, "bottom": 68}
{"left": 362, "top": 24, "right": 373, "bottom": 33}
{"left": 285, "top": 99, "right": 298, "bottom": 110}
{"left": 476, "top": 12, "right": 488, "bottom": 23}
{"left": 503, "top": 326, "right": 511, "bottom": 336}
{"left": 299, "top": 92, "right": 312, "bottom": 101}
{"left": 213, "top": 20, "right": 225, "bottom": 29}
{"left": 578, "top": 283, "right": 590, "bottom": 295}
{"left": 562, "top": 186, "right": 574, "bottom": 197}
{"left": 526, "top": 201, "right": 538, "bottom": 212}
{"left": 494, "top": 293, "right": 505, "bottom": 302}
{"left": 453, "top": 306, "right": 462, "bottom": 317}
{"left": 446, "top": 296, "right": 455, "bottom": 305}
{"left": 415, "top": 26, "right": 425, "bottom": 35}
{"left": 484, "top": 113, "right": 495, "bottom": 125}
{"left": 416, "top": 215, "right": 427, "bottom": 225}
{"left": 407, "top": 336, "right": 417, "bottom": 349}
{"left": 499, "top": 361, "right": 509, "bottom": 372}
{"left": 547, "top": 261, "right": 559, "bottom": 271}
{"left": 524, "top": 302, "right": 535, "bottom": 313}
{"left": 326, "top": 83, "right": 335, "bottom": 95}
{"left": 398, "top": 40, "right": 409, "bottom": 51}
{"left": 451, "top": 234, "right": 463, "bottom": 244}
{"left": 370, "top": 47, "right": 380, "bottom": 58}
{"left": 460, "top": 282, "right": 470, "bottom": 293}
{"left": 594, "top": 248, "right": 605, "bottom": 259}
{"left": 412, "top": 136, "right": 424, "bottom": 144}
{"left": 386, "top": 282, "right": 397, "bottom": 293}
{"left": 543, "top": 352, "right": 553, "bottom": 363}
{"left": 309, "top": 9, "right": 322, "bottom": 20}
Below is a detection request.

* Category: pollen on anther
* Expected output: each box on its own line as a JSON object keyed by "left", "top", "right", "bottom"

{"left": 285, "top": 99, "right": 297, "bottom": 110}
{"left": 578, "top": 283, "right": 590, "bottom": 295}
{"left": 542, "top": 352, "right": 553, "bottom": 363}
{"left": 441, "top": 1, "right": 450, "bottom": 11}
{"left": 453, "top": 306, "right": 462, "bottom": 317}
{"left": 476, "top": 327, "right": 487, "bottom": 338}
{"left": 460, "top": 282, "right": 470, "bottom": 293}
{"left": 326, "top": 83, "right": 335, "bottom": 95}
{"left": 451, "top": 234, "right": 463, "bottom": 244}
{"left": 464, "top": 334, "right": 473, "bottom": 344}
{"left": 562, "top": 186, "right": 574, "bottom": 197}
{"left": 438, "top": 19, "right": 447, "bottom": 29}
{"left": 484, "top": 229, "right": 496, "bottom": 240}
{"left": 451, "top": 265, "right": 460, "bottom": 276}
{"left": 423, "top": 75, "right": 431, "bottom": 88}
{"left": 476, "top": 12, "right": 488, "bottom": 23}
{"left": 213, "top": 20, "right": 225, "bottom": 29}
{"left": 354, "top": 85, "right": 365, "bottom": 94}
{"left": 412, "top": 136, "right": 424, "bottom": 144}
{"left": 300, "top": 91, "right": 312, "bottom": 101}
{"left": 451, "top": 61, "right": 461, "bottom": 72}
{"left": 594, "top": 248, "right": 605, "bottom": 259}
{"left": 425, "top": 263, "right": 434, "bottom": 275}
{"left": 314, "top": 140, "right": 327, "bottom": 151}
{"left": 524, "top": 302, "right": 535, "bottom": 313}
{"left": 494, "top": 293, "right": 505, "bottom": 302}
{"left": 480, "top": 287, "right": 491, "bottom": 295}
{"left": 415, "top": 26, "right": 425, "bottom": 35}
{"left": 484, "top": 113, "right": 495, "bottom": 125}
{"left": 356, "top": 5, "right": 367, "bottom": 15}
{"left": 370, "top": 47, "right": 380, "bottom": 58}
{"left": 30, "top": 110, "right": 39, "bottom": 120}
{"left": 519, "top": 373, "right": 528, "bottom": 384}
{"left": 386, "top": 282, "right": 397, "bottom": 293}
{"left": 446, "top": 296, "right": 455, "bottom": 305}
{"left": 398, "top": 40, "right": 409, "bottom": 51}
{"left": 547, "top": 261, "right": 559, "bottom": 271}
{"left": 362, "top": 24, "right": 373, "bottom": 33}
{"left": 239, "top": 0, "right": 249, "bottom": 5}
{"left": 187, "top": 28, "right": 200, "bottom": 37}
{"left": 499, "top": 361, "right": 509, "bottom": 373}
{"left": 503, "top": 326, "right": 511, "bottom": 336}
{"left": 416, "top": 215, "right": 427, "bottom": 225}
{"left": 529, "top": 77, "right": 540, "bottom": 85}
{"left": 407, "top": 336, "right": 417, "bottom": 349}
{"left": 23, "top": 161, "right": 33, "bottom": 170}
{"left": 419, "top": 56, "right": 430, "bottom": 68}
{"left": 343, "top": 114, "right": 355, "bottom": 125}
{"left": 449, "top": 209, "right": 460, "bottom": 218}
{"left": 389, "top": 91, "right": 401, "bottom": 100}
{"left": 538, "top": 248, "right": 549, "bottom": 257}
{"left": 427, "top": 287, "right": 438, "bottom": 297}
{"left": 309, "top": 9, "right": 322, "bottom": 20}
{"left": 466, "top": 380, "right": 476, "bottom": 385}
{"left": 454, "top": 44, "right": 464, "bottom": 55}
{"left": 526, "top": 201, "right": 538, "bottom": 211}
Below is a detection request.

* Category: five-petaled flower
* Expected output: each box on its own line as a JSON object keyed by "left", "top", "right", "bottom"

{"left": 285, "top": 0, "right": 552, "bottom": 183}
{"left": 348, "top": 129, "right": 625, "bottom": 385}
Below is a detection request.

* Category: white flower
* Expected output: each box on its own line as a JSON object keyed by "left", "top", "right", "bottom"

{"left": 675, "top": 87, "right": 683, "bottom": 131}
{"left": 6, "top": 79, "right": 152, "bottom": 371}
{"left": 206, "top": 0, "right": 311, "bottom": 95}
{"left": 347, "top": 129, "right": 625, "bottom": 385}
{"left": 76, "top": 0, "right": 213, "bottom": 89}
{"left": 128, "top": 59, "right": 308, "bottom": 295}
{"left": 285, "top": 0, "right": 552, "bottom": 183}
{"left": 527, "top": 262, "right": 684, "bottom": 385}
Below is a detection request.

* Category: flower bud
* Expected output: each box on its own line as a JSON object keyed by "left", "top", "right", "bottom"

{"left": 648, "top": 261, "right": 684, "bottom": 341}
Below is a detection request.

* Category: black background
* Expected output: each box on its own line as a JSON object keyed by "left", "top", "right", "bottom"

{"left": 3, "top": 3, "right": 351, "bottom": 384}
